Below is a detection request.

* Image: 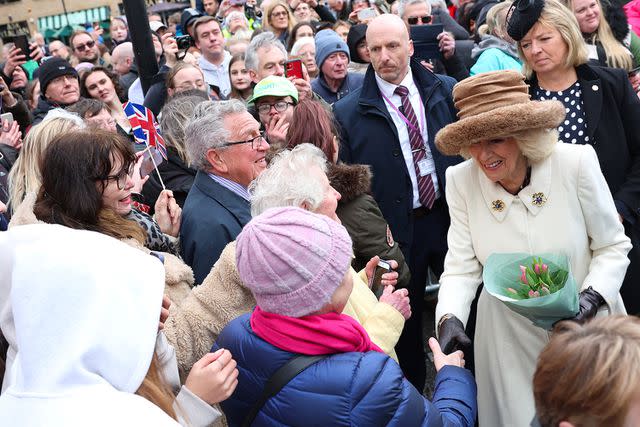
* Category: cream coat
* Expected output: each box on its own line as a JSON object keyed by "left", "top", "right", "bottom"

{"left": 436, "top": 143, "right": 631, "bottom": 427}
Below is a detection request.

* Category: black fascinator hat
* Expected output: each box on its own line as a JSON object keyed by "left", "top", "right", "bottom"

{"left": 506, "top": 0, "right": 546, "bottom": 41}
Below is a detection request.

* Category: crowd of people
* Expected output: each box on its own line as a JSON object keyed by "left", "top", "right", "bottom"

{"left": 1, "top": 0, "right": 640, "bottom": 425}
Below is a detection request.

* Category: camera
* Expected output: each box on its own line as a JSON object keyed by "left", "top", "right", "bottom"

{"left": 175, "top": 35, "right": 195, "bottom": 50}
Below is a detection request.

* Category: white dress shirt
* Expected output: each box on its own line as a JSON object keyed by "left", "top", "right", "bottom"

{"left": 375, "top": 69, "right": 440, "bottom": 209}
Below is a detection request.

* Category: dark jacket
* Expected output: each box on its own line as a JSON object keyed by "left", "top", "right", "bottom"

{"left": 180, "top": 170, "right": 251, "bottom": 284}
{"left": 311, "top": 72, "right": 365, "bottom": 104}
{"left": 119, "top": 63, "right": 139, "bottom": 95}
{"left": 214, "top": 313, "right": 477, "bottom": 427}
{"left": 31, "top": 95, "right": 77, "bottom": 126}
{"left": 329, "top": 163, "right": 411, "bottom": 289}
{"left": 433, "top": 8, "right": 469, "bottom": 40}
{"left": 3, "top": 92, "right": 31, "bottom": 136}
{"left": 527, "top": 64, "right": 640, "bottom": 221}
{"left": 141, "top": 146, "right": 196, "bottom": 214}
{"left": 334, "top": 60, "right": 461, "bottom": 258}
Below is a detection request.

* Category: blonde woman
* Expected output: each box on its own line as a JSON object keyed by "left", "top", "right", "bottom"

{"left": 265, "top": 1, "right": 297, "bottom": 44}
{"left": 470, "top": 2, "right": 522, "bottom": 75}
{"left": 508, "top": 0, "right": 640, "bottom": 311}
{"left": 563, "top": 0, "right": 638, "bottom": 71}
{"left": 8, "top": 110, "right": 84, "bottom": 214}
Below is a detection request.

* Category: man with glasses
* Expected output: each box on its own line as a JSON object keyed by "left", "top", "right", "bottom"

{"left": 32, "top": 57, "right": 81, "bottom": 125}
{"left": 69, "top": 31, "right": 107, "bottom": 68}
{"left": 248, "top": 75, "right": 298, "bottom": 148}
{"left": 180, "top": 100, "right": 270, "bottom": 284}
{"left": 398, "top": 0, "right": 469, "bottom": 81}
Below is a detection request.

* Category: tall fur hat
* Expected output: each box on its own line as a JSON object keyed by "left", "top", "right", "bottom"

{"left": 435, "top": 70, "right": 565, "bottom": 156}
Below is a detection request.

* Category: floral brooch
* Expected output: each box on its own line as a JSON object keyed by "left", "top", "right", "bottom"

{"left": 532, "top": 192, "right": 547, "bottom": 207}
{"left": 491, "top": 199, "right": 505, "bottom": 212}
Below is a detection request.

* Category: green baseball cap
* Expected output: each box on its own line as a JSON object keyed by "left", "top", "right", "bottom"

{"left": 248, "top": 75, "right": 299, "bottom": 104}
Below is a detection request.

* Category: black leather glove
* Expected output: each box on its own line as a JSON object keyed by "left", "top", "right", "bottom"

{"left": 438, "top": 315, "right": 472, "bottom": 355}
{"left": 566, "top": 287, "right": 605, "bottom": 324}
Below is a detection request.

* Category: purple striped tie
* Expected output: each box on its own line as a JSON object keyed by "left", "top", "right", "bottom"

{"left": 395, "top": 85, "right": 436, "bottom": 209}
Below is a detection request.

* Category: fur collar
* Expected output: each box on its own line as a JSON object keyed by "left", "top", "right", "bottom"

{"left": 327, "top": 163, "right": 372, "bottom": 203}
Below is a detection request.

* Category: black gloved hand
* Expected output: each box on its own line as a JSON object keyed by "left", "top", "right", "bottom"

{"left": 566, "top": 286, "right": 605, "bottom": 324}
{"left": 438, "top": 315, "right": 472, "bottom": 355}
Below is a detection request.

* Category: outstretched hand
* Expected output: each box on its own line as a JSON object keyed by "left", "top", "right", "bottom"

{"left": 428, "top": 337, "right": 465, "bottom": 372}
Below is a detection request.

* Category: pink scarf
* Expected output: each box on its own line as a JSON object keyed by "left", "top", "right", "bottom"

{"left": 250, "top": 306, "right": 384, "bottom": 355}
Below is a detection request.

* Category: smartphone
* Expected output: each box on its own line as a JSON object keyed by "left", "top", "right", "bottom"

{"left": 357, "top": 7, "right": 377, "bottom": 21}
{"left": 139, "top": 148, "right": 164, "bottom": 178}
{"left": 0, "top": 113, "right": 13, "bottom": 131}
{"left": 369, "top": 259, "right": 391, "bottom": 298}
{"left": 628, "top": 65, "right": 640, "bottom": 77}
{"left": 12, "top": 35, "right": 30, "bottom": 57}
{"left": 230, "top": 0, "right": 247, "bottom": 6}
{"left": 285, "top": 59, "right": 304, "bottom": 79}
{"left": 410, "top": 23, "right": 444, "bottom": 62}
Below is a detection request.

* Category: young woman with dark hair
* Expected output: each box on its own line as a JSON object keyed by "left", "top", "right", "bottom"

{"left": 80, "top": 67, "right": 132, "bottom": 138}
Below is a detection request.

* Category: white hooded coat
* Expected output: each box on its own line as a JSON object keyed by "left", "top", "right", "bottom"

{"left": 0, "top": 224, "right": 180, "bottom": 426}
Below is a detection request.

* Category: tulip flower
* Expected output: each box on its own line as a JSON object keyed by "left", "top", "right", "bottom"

{"left": 507, "top": 288, "right": 518, "bottom": 295}
{"left": 542, "top": 264, "right": 548, "bottom": 273}
{"left": 534, "top": 264, "right": 541, "bottom": 275}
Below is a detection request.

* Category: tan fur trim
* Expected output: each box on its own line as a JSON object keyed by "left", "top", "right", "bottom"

{"left": 435, "top": 100, "right": 565, "bottom": 156}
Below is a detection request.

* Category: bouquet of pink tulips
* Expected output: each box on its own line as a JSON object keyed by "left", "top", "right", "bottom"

{"left": 484, "top": 253, "right": 579, "bottom": 329}
{"left": 506, "top": 257, "right": 569, "bottom": 300}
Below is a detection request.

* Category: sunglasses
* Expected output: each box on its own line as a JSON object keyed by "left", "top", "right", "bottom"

{"left": 407, "top": 15, "right": 432, "bottom": 25}
{"left": 74, "top": 40, "right": 96, "bottom": 52}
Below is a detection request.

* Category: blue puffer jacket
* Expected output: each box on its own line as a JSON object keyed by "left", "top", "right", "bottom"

{"left": 214, "top": 313, "right": 477, "bottom": 427}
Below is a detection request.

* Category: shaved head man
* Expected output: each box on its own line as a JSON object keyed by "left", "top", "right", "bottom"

{"left": 333, "top": 13, "right": 462, "bottom": 392}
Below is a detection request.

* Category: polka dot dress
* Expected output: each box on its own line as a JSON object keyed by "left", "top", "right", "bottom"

{"left": 532, "top": 81, "right": 589, "bottom": 145}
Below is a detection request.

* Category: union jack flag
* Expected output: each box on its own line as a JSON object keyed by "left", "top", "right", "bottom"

{"left": 123, "top": 101, "right": 168, "bottom": 160}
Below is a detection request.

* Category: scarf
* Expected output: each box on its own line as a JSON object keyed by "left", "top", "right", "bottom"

{"left": 250, "top": 306, "right": 383, "bottom": 355}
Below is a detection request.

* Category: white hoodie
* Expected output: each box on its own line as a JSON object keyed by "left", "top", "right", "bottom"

{"left": 0, "top": 224, "right": 180, "bottom": 426}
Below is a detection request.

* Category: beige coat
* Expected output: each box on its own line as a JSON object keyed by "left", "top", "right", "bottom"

{"left": 164, "top": 241, "right": 405, "bottom": 377}
{"left": 436, "top": 143, "right": 631, "bottom": 427}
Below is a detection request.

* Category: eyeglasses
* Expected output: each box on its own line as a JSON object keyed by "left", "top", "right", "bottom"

{"left": 271, "top": 10, "right": 289, "bottom": 18}
{"left": 104, "top": 164, "right": 134, "bottom": 190}
{"left": 256, "top": 101, "right": 294, "bottom": 114}
{"left": 407, "top": 15, "right": 432, "bottom": 25}
{"left": 74, "top": 40, "right": 96, "bottom": 52}
{"left": 220, "top": 130, "right": 267, "bottom": 150}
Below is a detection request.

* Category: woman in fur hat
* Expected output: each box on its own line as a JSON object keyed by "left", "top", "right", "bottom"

{"left": 434, "top": 70, "right": 631, "bottom": 426}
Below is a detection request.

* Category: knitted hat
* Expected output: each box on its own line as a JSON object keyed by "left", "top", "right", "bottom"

{"left": 236, "top": 207, "right": 353, "bottom": 317}
{"left": 314, "top": 30, "right": 350, "bottom": 70}
{"left": 347, "top": 24, "right": 368, "bottom": 64}
{"left": 435, "top": 70, "right": 565, "bottom": 156}
{"left": 38, "top": 57, "right": 78, "bottom": 95}
{"left": 247, "top": 75, "right": 299, "bottom": 104}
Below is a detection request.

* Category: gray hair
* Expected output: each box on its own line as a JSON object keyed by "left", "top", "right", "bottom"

{"left": 460, "top": 128, "right": 558, "bottom": 163}
{"left": 290, "top": 37, "right": 315, "bottom": 57}
{"left": 250, "top": 144, "right": 328, "bottom": 217}
{"left": 160, "top": 95, "right": 208, "bottom": 166}
{"left": 245, "top": 31, "right": 287, "bottom": 72}
{"left": 184, "top": 99, "right": 248, "bottom": 171}
{"left": 397, "top": 0, "right": 431, "bottom": 18}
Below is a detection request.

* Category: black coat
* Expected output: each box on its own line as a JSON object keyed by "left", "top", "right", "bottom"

{"left": 141, "top": 146, "right": 197, "bottom": 214}
{"left": 334, "top": 60, "right": 462, "bottom": 258}
{"left": 528, "top": 63, "right": 640, "bottom": 313}
{"left": 528, "top": 64, "right": 640, "bottom": 219}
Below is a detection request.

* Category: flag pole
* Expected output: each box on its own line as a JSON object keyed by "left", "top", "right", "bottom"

{"left": 149, "top": 147, "right": 166, "bottom": 191}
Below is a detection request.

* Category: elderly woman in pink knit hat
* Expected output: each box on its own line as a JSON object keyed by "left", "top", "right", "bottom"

{"left": 214, "top": 206, "right": 477, "bottom": 427}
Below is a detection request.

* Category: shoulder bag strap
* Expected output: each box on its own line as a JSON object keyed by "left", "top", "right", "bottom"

{"left": 241, "top": 354, "right": 326, "bottom": 427}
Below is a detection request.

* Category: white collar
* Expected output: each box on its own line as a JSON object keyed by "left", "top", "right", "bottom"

{"left": 374, "top": 68, "right": 417, "bottom": 99}
{"left": 477, "top": 154, "right": 553, "bottom": 222}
